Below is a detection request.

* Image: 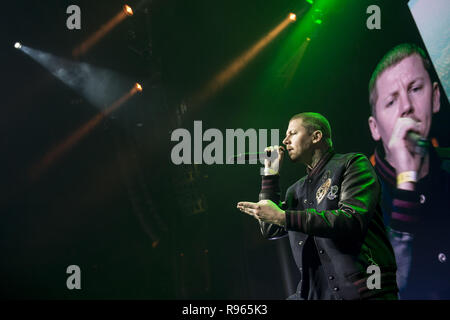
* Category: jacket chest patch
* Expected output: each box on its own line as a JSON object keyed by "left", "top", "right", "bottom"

{"left": 327, "top": 185, "right": 339, "bottom": 200}
{"left": 316, "top": 178, "right": 331, "bottom": 204}
{"left": 321, "top": 170, "right": 331, "bottom": 182}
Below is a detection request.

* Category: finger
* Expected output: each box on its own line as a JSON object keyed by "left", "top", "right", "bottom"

{"left": 237, "top": 203, "right": 257, "bottom": 215}
{"left": 265, "top": 146, "right": 275, "bottom": 152}
{"left": 267, "top": 146, "right": 279, "bottom": 162}
{"left": 236, "top": 202, "right": 250, "bottom": 210}
{"left": 395, "top": 118, "right": 421, "bottom": 138}
{"left": 237, "top": 201, "right": 259, "bottom": 209}
{"left": 238, "top": 206, "right": 258, "bottom": 217}
{"left": 264, "top": 146, "right": 274, "bottom": 166}
{"left": 401, "top": 117, "right": 419, "bottom": 126}
{"left": 390, "top": 118, "right": 420, "bottom": 148}
{"left": 244, "top": 207, "right": 259, "bottom": 216}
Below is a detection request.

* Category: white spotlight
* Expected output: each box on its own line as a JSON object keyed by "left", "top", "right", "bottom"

{"left": 14, "top": 42, "right": 22, "bottom": 49}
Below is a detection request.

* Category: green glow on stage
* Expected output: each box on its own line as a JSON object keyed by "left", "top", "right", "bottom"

{"left": 249, "top": 0, "right": 340, "bottom": 112}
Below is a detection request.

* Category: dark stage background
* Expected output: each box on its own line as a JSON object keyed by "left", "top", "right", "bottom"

{"left": 1, "top": 0, "right": 448, "bottom": 299}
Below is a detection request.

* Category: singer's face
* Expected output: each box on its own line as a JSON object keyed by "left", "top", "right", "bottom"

{"left": 368, "top": 54, "right": 440, "bottom": 146}
{"left": 283, "top": 118, "right": 313, "bottom": 163}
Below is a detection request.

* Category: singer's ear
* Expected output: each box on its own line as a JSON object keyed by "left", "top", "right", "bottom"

{"left": 432, "top": 82, "right": 441, "bottom": 114}
{"left": 368, "top": 116, "right": 381, "bottom": 141}
{"left": 312, "top": 130, "right": 323, "bottom": 144}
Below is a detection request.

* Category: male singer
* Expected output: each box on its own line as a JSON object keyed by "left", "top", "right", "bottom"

{"left": 367, "top": 43, "right": 450, "bottom": 299}
{"left": 237, "top": 112, "right": 398, "bottom": 300}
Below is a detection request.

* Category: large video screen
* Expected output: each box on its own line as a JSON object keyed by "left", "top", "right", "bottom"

{"left": 409, "top": 0, "right": 450, "bottom": 101}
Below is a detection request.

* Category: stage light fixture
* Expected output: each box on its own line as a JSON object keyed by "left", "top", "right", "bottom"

{"left": 289, "top": 13, "right": 297, "bottom": 21}
{"left": 123, "top": 5, "right": 133, "bottom": 16}
{"left": 14, "top": 42, "right": 22, "bottom": 49}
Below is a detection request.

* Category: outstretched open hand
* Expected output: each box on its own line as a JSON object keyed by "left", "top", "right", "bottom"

{"left": 237, "top": 200, "right": 286, "bottom": 226}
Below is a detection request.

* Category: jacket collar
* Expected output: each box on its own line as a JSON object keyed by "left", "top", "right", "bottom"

{"left": 307, "top": 147, "right": 335, "bottom": 178}
{"left": 373, "top": 145, "right": 396, "bottom": 186}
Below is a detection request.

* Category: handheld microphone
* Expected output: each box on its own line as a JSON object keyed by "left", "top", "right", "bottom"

{"left": 406, "top": 132, "right": 429, "bottom": 156}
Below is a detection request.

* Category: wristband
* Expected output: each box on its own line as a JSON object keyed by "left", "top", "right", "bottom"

{"left": 264, "top": 167, "right": 278, "bottom": 176}
{"left": 397, "top": 171, "right": 417, "bottom": 186}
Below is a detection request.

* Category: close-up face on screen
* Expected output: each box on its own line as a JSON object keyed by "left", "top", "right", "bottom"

{"left": 1, "top": 0, "right": 449, "bottom": 311}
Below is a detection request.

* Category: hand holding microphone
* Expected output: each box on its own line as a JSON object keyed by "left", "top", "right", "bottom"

{"left": 388, "top": 117, "right": 429, "bottom": 190}
{"left": 263, "top": 145, "right": 285, "bottom": 176}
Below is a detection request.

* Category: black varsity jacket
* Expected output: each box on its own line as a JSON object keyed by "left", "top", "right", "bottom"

{"left": 259, "top": 149, "right": 399, "bottom": 300}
